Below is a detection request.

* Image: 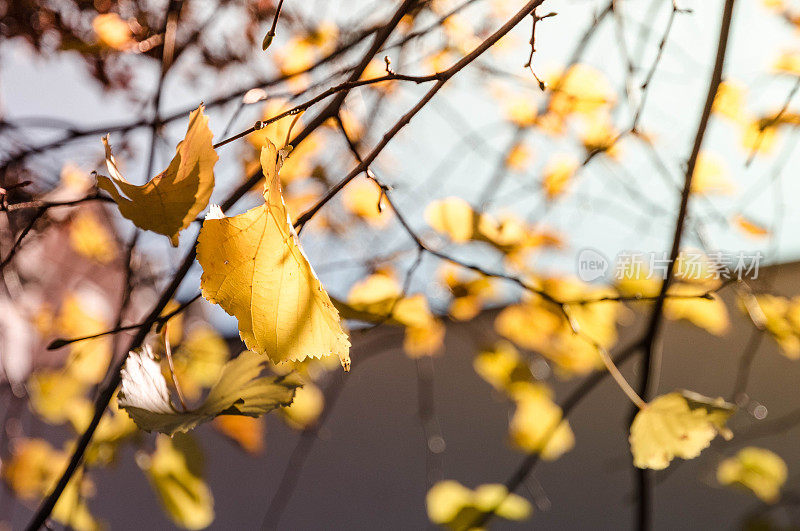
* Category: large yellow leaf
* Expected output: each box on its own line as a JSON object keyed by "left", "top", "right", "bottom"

{"left": 630, "top": 390, "right": 735, "bottom": 470}
{"left": 118, "top": 346, "right": 299, "bottom": 435}
{"left": 717, "top": 447, "right": 787, "bottom": 503}
{"left": 138, "top": 433, "right": 214, "bottom": 530}
{"left": 197, "top": 140, "right": 350, "bottom": 370}
{"left": 97, "top": 104, "right": 218, "bottom": 246}
{"left": 509, "top": 382, "right": 574, "bottom": 460}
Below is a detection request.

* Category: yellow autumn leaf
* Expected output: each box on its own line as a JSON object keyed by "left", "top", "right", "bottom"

{"left": 197, "top": 140, "right": 350, "bottom": 370}
{"left": 542, "top": 153, "right": 578, "bottom": 199}
{"left": 92, "top": 13, "right": 133, "bottom": 51}
{"left": 773, "top": 50, "right": 800, "bottom": 75}
{"left": 691, "top": 152, "right": 735, "bottom": 195}
{"left": 213, "top": 415, "right": 265, "bottom": 455}
{"left": 97, "top": 104, "right": 218, "bottom": 246}
{"left": 342, "top": 177, "right": 391, "bottom": 227}
{"left": 717, "top": 447, "right": 787, "bottom": 503}
{"left": 138, "top": 433, "right": 214, "bottom": 530}
{"left": 509, "top": 382, "right": 575, "bottom": 459}
{"left": 630, "top": 390, "right": 735, "bottom": 470}
{"left": 280, "top": 381, "right": 325, "bottom": 429}
{"left": 473, "top": 342, "right": 533, "bottom": 392}
{"left": 547, "top": 64, "right": 614, "bottom": 117}
{"left": 57, "top": 292, "right": 112, "bottom": 384}
{"left": 117, "top": 347, "right": 299, "bottom": 435}
{"left": 662, "top": 284, "right": 730, "bottom": 336}
{"left": 69, "top": 209, "right": 117, "bottom": 263}
{"left": 171, "top": 325, "right": 230, "bottom": 401}
{"left": 747, "top": 294, "right": 800, "bottom": 358}
{"left": 426, "top": 480, "right": 532, "bottom": 530}
{"left": 733, "top": 214, "right": 769, "bottom": 238}
{"left": 713, "top": 80, "right": 747, "bottom": 122}
{"left": 68, "top": 396, "right": 139, "bottom": 466}
{"left": 741, "top": 117, "right": 780, "bottom": 156}
{"left": 404, "top": 319, "right": 446, "bottom": 358}
{"left": 425, "top": 197, "right": 477, "bottom": 243}
{"left": 440, "top": 265, "right": 495, "bottom": 321}
{"left": 2, "top": 439, "right": 101, "bottom": 531}
{"left": 504, "top": 142, "right": 532, "bottom": 171}
{"left": 28, "top": 370, "right": 90, "bottom": 424}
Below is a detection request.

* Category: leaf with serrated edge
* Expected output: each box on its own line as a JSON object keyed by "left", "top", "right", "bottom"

{"left": 118, "top": 346, "right": 298, "bottom": 436}
{"left": 196, "top": 139, "right": 350, "bottom": 370}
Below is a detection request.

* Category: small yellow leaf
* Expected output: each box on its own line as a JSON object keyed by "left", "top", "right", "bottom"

{"left": 425, "top": 197, "right": 477, "bottom": 243}
{"left": 280, "top": 381, "right": 325, "bottom": 429}
{"left": 473, "top": 341, "right": 532, "bottom": 392}
{"left": 197, "top": 140, "right": 350, "bottom": 370}
{"left": 28, "top": 370, "right": 90, "bottom": 424}
{"left": 733, "top": 214, "right": 769, "bottom": 238}
{"left": 717, "top": 447, "right": 787, "bottom": 503}
{"left": 404, "top": 319, "right": 446, "bottom": 358}
{"left": 342, "top": 177, "right": 391, "bottom": 227}
{"left": 69, "top": 210, "right": 117, "bottom": 263}
{"left": 630, "top": 390, "right": 735, "bottom": 470}
{"left": 509, "top": 382, "right": 574, "bottom": 459}
{"left": 691, "top": 152, "right": 735, "bottom": 195}
{"left": 97, "top": 104, "right": 218, "bottom": 246}
{"left": 713, "top": 80, "right": 747, "bottom": 122}
{"left": 542, "top": 153, "right": 578, "bottom": 199}
{"left": 426, "top": 480, "right": 532, "bottom": 529}
{"left": 138, "top": 433, "right": 214, "bottom": 530}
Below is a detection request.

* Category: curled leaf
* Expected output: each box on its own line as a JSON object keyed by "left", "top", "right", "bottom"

{"left": 717, "top": 447, "right": 787, "bottom": 503}
{"left": 97, "top": 104, "right": 218, "bottom": 246}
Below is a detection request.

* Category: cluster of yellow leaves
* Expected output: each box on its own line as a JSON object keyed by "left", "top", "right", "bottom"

{"left": 98, "top": 104, "right": 218, "bottom": 246}
{"left": 474, "top": 343, "right": 574, "bottom": 459}
{"left": 197, "top": 140, "right": 351, "bottom": 370}
{"left": 717, "top": 447, "right": 787, "bottom": 503}
{"left": 616, "top": 253, "right": 730, "bottom": 336}
{"left": 630, "top": 390, "right": 735, "bottom": 470}
{"left": 440, "top": 265, "right": 496, "bottom": 321}
{"left": 424, "top": 197, "right": 562, "bottom": 264}
{"left": 426, "top": 480, "right": 531, "bottom": 530}
{"left": 2, "top": 439, "right": 101, "bottom": 530}
{"left": 138, "top": 434, "right": 214, "bottom": 530}
{"left": 496, "top": 277, "right": 621, "bottom": 376}
{"left": 745, "top": 294, "right": 800, "bottom": 358}
{"left": 337, "top": 269, "right": 446, "bottom": 357}
{"left": 542, "top": 153, "right": 579, "bottom": 200}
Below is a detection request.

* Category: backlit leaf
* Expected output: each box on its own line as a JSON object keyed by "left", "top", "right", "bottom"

{"left": 138, "top": 433, "right": 214, "bottom": 530}
{"left": 426, "top": 480, "right": 532, "bottom": 530}
{"left": 717, "top": 447, "right": 787, "bottom": 503}
{"left": 197, "top": 140, "right": 350, "bottom": 370}
{"left": 118, "top": 346, "right": 299, "bottom": 435}
{"left": 630, "top": 390, "right": 735, "bottom": 470}
{"left": 97, "top": 104, "right": 218, "bottom": 246}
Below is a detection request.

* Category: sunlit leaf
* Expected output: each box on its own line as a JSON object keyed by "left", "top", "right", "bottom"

{"left": 473, "top": 341, "right": 532, "bottom": 392}
{"left": 426, "top": 480, "right": 532, "bottom": 530}
{"left": 717, "top": 447, "right": 787, "bottom": 503}
{"left": 509, "top": 382, "right": 574, "bottom": 460}
{"left": 280, "top": 381, "right": 324, "bottom": 429}
{"left": 92, "top": 13, "right": 133, "bottom": 51}
{"left": 118, "top": 346, "right": 299, "bottom": 435}
{"left": 630, "top": 390, "right": 735, "bottom": 470}
{"left": 97, "top": 104, "right": 218, "bottom": 246}
{"left": 69, "top": 210, "right": 117, "bottom": 263}
{"left": 138, "top": 433, "right": 214, "bottom": 530}
{"left": 197, "top": 140, "right": 350, "bottom": 370}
